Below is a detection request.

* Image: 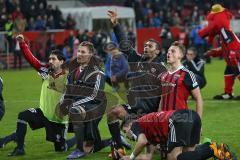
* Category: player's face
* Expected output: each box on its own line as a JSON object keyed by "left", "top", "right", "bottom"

{"left": 48, "top": 54, "right": 63, "bottom": 72}
{"left": 143, "top": 41, "right": 159, "bottom": 59}
{"left": 122, "top": 125, "right": 134, "bottom": 141}
{"left": 109, "top": 48, "right": 119, "bottom": 56}
{"left": 77, "top": 46, "right": 92, "bottom": 65}
{"left": 167, "top": 45, "right": 183, "bottom": 64}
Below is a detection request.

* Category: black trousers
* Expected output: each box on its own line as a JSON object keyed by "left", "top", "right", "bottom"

{"left": 0, "top": 102, "right": 4, "bottom": 121}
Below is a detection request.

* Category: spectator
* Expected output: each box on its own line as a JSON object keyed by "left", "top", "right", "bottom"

{"left": 35, "top": 15, "right": 46, "bottom": 30}
{"left": 46, "top": 15, "right": 55, "bottom": 29}
{"left": 4, "top": 15, "right": 14, "bottom": 52}
{"left": 183, "top": 47, "right": 206, "bottom": 89}
{"left": 105, "top": 42, "right": 129, "bottom": 92}
{"left": 13, "top": 14, "right": 26, "bottom": 32}
{"left": 37, "top": 2, "right": 46, "bottom": 17}
{"left": 104, "top": 54, "right": 112, "bottom": 86}
{"left": 91, "top": 29, "right": 108, "bottom": 60}
{"left": 26, "top": 17, "right": 35, "bottom": 31}
{"left": 13, "top": 39, "right": 22, "bottom": 69}
{"left": 28, "top": 4, "right": 37, "bottom": 19}
{"left": 136, "top": 20, "right": 144, "bottom": 28}
{"left": 160, "top": 24, "right": 174, "bottom": 54}
{"left": 177, "top": 26, "right": 189, "bottom": 48}
{"left": 152, "top": 12, "right": 161, "bottom": 28}
{"left": 0, "top": 7, "right": 8, "bottom": 31}
{"left": 46, "top": 33, "right": 56, "bottom": 59}
{"left": 65, "top": 13, "right": 76, "bottom": 30}
{"left": 190, "top": 21, "right": 208, "bottom": 58}
{"left": 46, "top": 4, "right": 54, "bottom": 16}
{"left": 11, "top": 6, "right": 23, "bottom": 20}
{"left": 62, "top": 45, "right": 72, "bottom": 62}
{"left": 172, "top": 12, "right": 181, "bottom": 26}
{"left": 55, "top": 14, "right": 65, "bottom": 29}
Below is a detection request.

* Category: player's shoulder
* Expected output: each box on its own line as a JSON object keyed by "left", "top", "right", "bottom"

{"left": 181, "top": 66, "right": 195, "bottom": 77}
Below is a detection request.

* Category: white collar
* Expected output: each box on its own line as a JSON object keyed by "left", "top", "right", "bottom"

{"left": 168, "top": 65, "right": 184, "bottom": 74}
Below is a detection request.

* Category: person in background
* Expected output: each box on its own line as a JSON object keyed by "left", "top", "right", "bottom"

{"left": 183, "top": 47, "right": 206, "bottom": 89}
{"left": 105, "top": 42, "right": 129, "bottom": 92}
{"left": 13, "top": 38, "right": 22, "bottom": 69}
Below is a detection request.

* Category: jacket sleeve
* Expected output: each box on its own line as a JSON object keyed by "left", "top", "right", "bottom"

{"left": 19, "top": 41, "right": 48, "bottom": 71}
{"left": 115, "top": 55, "right": 129, "bottom": 78}
{"left": 71, "top": 71, "right": 105, "bottom": 107}
{"left": 113, "top": 23, "right": 142, "bottom": 62}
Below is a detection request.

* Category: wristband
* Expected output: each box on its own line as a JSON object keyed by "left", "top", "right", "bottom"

{"left": 130, "top": 153, "right": 136, "bottom": 160}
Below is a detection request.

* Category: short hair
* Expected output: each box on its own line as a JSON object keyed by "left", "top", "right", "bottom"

{"left": 103, "top": 42, "right": 118, "bottom": 52}
{"left": 50, "top": 49, "right": 65, "bottom": 61}
{"left": 147, "top": 38, "right": 161, "bottom": 50}
{"left": 187, "top": 47, "right": 197, "bottom": 54}
{"left": 171, "top": 41, "right": 186, "bottom": 56}
{"left": 79, "top": 41, "right": 95, "bottom": 54}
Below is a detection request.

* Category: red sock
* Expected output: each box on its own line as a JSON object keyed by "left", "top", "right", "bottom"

{"left": 224, "top": 75, "right": 235, "bottom": 94}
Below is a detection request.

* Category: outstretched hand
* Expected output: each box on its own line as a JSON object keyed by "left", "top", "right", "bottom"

{"left": 16, "top": 34, "right": 24, "bottom": 42}
{"left": 107, "top": 9, "right": 118, "bottom": 25}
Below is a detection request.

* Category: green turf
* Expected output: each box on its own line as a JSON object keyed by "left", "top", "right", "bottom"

{"left": 0, "top": 59, "right": 239, "bottom": 159}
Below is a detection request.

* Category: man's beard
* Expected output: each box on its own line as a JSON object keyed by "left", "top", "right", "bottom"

{"left": 48, "top": 66, "right": 54, "bottom": 74}
{"left": 143, "top": 52, "right": 151, "bottom": 60}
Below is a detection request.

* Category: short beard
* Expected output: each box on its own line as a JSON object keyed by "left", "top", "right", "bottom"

{"left": 48, "top": 66, "right": 54, "bottom": 75}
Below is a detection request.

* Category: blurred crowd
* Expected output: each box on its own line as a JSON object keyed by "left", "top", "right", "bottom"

{"left": 0, "top": 0, "right": 76, "bottom": 32}
{"left": 124, "top": 0, "right": 240, "bottom": 28}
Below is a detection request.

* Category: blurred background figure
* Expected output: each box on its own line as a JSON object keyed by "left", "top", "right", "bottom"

{"left": 13, "top": 37, "right": 22, "bottom": 69}
{"left": 160, "top": 23, "right": 174, "bottom": 55}
{"left": 183, "top": 47, "right": 206, "bottom": 89}
{"left": 104, "top": 42, "right": 129, "bottom": 92}
{"left": 0, "top": 76, "right": 5, "bottom": 121}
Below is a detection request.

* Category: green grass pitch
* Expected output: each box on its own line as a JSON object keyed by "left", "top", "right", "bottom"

{"left": 0, "top": 59, "right": 239, "bottom": 159}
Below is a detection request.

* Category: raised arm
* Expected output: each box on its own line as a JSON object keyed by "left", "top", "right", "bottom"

{"left": 16, "top": 34, "right": 48, "bottom": 71}
{"left": 107, "top": 10, "right": 141, "bottom": 62}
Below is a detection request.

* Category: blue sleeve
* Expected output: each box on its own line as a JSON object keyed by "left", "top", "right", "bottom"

{"left": 115, "top": 55, "right": 129, "bottom": 78}
{"left": 104, "top": 56, "right": 111, "bottom": 78}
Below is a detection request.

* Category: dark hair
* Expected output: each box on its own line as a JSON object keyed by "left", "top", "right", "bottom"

{"left": 50, "top": 49, "right": 65, "bottom": 61}
{"left": 79, "top": 41, "right": 95, "bottom": 54}
{"left": 187, "top": 47, "right": 197, "bottom": 54}
{"left": 147, "top": 38, "right": 161, "bottom": 50}
{"left": 103, "top": 42, "right": 118, "bottom": 51}
{"left": 171, "top": 41, "right": 186, "bottom": 56}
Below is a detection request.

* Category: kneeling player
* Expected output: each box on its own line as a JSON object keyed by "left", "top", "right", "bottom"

{"left": 121, "top": 109, "right": 235, "bottom": 160}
